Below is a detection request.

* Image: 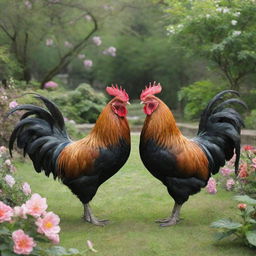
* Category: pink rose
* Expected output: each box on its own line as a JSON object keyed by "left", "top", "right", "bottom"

{"left": 0, "top": 201, "right": 13, "bottom": 223}
{"left": 237, "top": 203, "right": 247, "bottom": 211}
{"left": 25, "top": 193, "right": 47, "bottom": 217}
{"left": 206, "top": 177, "right": 217, "bottom": 194}
{"left": 226, "top": 178, "right": 235, "bottom": 191}
{"left": 22, "top": 182, "right": 32, "bottom": 196}
{"left": 220, "top": 168, "right": 233, "bottom": 176}
{"left": 36, "top": 211, "right": 60, "bottom": 237}
{"left": 13, "top": 205, "right": 27, "bottom": 219}
{"left": 12, "top": 229, "right": 36, "bottom": 255}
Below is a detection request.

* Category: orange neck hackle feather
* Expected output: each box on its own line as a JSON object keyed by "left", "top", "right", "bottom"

{"left": 141, "top": 96, "right": 209, "bottom": 180}
{"left": 57, "top": 99, "right": 130, "bottom": 178}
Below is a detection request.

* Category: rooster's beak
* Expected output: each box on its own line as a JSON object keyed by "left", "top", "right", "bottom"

{"left": 127, "top": 101, "right": 130, "bottom": 105}
{"left": 140, "top": 101, "right": 144, "bottom": 104}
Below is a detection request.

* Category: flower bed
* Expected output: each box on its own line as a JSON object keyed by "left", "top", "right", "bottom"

{"left": 0, "top": 146, "right": 83, "bottom": 255}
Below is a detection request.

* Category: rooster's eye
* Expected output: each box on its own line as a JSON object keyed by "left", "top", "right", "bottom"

{"left": 148, "top": 103, "right": 155, "bottom": 109}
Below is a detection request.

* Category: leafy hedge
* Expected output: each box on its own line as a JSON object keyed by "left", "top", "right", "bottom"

{"left": 52, "top": 83, "right": 107, "bottom": 124}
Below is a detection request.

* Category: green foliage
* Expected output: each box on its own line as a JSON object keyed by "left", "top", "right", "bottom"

{"left": 245, "top": 109, "right": 256, "bottom": 129}
{"left": 164, "top": 0, "right": 256, "bottom": 91}
{"left": 0, "top": 47, "right": 21, "bottom": 79}
{"left": 52, "top": 83, "right": 107, "bottom": 124}
{"left": 211, "top": 194, "right": 256, "bottom": 248}
{"left": 178, "top": 80, "right": 225, "bottom": 120}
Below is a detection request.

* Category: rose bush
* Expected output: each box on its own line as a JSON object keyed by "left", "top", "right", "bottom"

{"left": 0, "top": 146, "right": 83, "bottom": 255}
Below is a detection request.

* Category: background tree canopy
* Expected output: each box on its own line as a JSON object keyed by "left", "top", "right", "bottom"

{"left": 0, "top": 0, "right": 255, "bottom": 125}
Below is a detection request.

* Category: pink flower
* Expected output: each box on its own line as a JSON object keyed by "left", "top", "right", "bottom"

{"left": 238, "top": 163, "right": 248, "bottom": 178}
{"left": 0, "top": 146, "right": 7, "bottom": 154}
{"left": 25, "top": 193, "right": 47, "bottom": 217}
{"left": 4, "top": 159, "right": 12, "bottom": 166}
{"left": 92, "top": 36, "right": 102, "bottom": 46}
{"left": 220, "top": 167, "right": 233, "bottom": 176}
{"left": 103, "top": 46, "right": 116, "bottom": 57}
{"left": 36, "top": 211, "right": 60, "bottom": 237}
{"left": 237, "top": 203, "right": 247, "bottom": 211}
{"left": 206, "top": 177, "right": 217, "bottom": 194}
{"left": 9, "top": 100, "right": 18, "bottom": 109}
{"left": 22, "top": 182, "right": 32, "bottom": 196}
{"left": 44, "top": 81, "right": 58, "bottom": 89}
{"left": 4, "top": 174, "right": 15, "bottom": 187}
{"left": 226, "top": 178, "right": 235, "bottom": 191}
{"left": 46, "top": 38, "right": 54, "bottom": 46}
{"left": 13, "top": 205, "right": 27, "bottom": 219}
{"left": 47, "top": 233, "right": 60, "bottom": 244}
{"left": 0, "top": 201, "right": 13, "bottom": 223}
{"left": 83, "top": 59, "right": 93, "bottom": 69}
{"left": 12, "top": 229, "right": 36, "bottom": 255}
{"left": 251, "top": 158, "right": 256, "bottom": 169}
{"left": 243, "top": 145, "right": 254, "bottom": 151}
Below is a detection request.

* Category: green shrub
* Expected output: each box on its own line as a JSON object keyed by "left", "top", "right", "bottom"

{"left": 52, "top": 83, "right": 107, "bottom": 124}
{"left": 245, "top": 110, "right": 256, "bottom": 129}
{"left": 211, "top": 195, "right": 256, "bottom": 248}
{"left": 178, "top": 80, "right": 226, "bottom": 120}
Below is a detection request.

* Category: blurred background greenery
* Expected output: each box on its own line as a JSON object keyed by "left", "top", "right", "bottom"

{"left": 0, "top": 0, "right": 256, "bottom": 132}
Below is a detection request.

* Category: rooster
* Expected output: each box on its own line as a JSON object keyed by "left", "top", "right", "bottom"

{"left": 8, "top": 85, "right": 131, "bottom": 226}
{"left": 139, "top": 82, "right": 246, "bottom": 227}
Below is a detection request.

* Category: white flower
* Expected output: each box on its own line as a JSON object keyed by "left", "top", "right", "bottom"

{"left": 83, "top": 60, "right": 93, "bottom": 69}
{"left": 4, "top": 175, "right": 15, "bottom": 188}
{"left": 46, "top": 39, "right": 53, "bottom": 46}
{"left": 233, "top": 12, "right": 241, "bottom": 17}
{"left": 231, "top": 20, "right": 237, "bottom": 26}
{"left": 167, "top": 25, "right": 175, "bottom": 35}
{"left": 206, "top": 14, "right": 211, "bottom": 18}
{"left": 232, "top": 30, "right": 241, "bottom": 36}
{"left": 92, "top": 36, "right": 102, "bottom": 46}
{"left": 223, "top": 7, "right": 230, "bottom": 13}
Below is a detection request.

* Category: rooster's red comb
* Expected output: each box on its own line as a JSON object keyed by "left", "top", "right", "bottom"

{"left": 140, "top": 82, "right": 162, "bottom": 101}
{"left": 106, "top": 84, "right": 129, "bottom": 102}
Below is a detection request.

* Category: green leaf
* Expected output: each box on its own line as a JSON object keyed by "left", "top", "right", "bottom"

{"left": 1, "top": 250, "right": 17, "bottom": 256}
{"left": 214, "top": 230, "right": 237, "bottom": 241}
{"left": 211, "top": 219, "right": 242, "bottom": 230}
{"left": 234, "top": 195, "right": 256, "bottom": 205}
{"left": 246, "top": 230, "right": 256, "bottom": 247}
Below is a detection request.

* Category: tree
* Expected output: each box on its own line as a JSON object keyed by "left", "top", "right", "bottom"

{"left": 163, "top": 0, "right": 256, "bottom": 91}
{"left": 0, "top": 0, "right": 118, "bottom": 88}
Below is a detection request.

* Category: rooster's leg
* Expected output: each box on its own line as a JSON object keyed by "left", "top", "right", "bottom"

{"left": 155, "top": 203, "right": 182, "bottom": 226}
{"left": 83, "top": 203, "right": 109, "bottom": 226}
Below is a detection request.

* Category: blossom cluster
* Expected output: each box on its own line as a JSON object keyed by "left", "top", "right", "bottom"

{"left": 44, "top": 81, "right": 58, "bottom": 89}
{"left": 0, "top": 193, "right": 61, "bottom": 254}
{"left": 205, "top": 145, "right": 256, "bottom": 196}
{"left": 0, "top": 146, "right": 63, "bottom": 255}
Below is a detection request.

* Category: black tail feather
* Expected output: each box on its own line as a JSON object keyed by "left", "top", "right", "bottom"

{"left": 195, "top": 90, "right": 246, "bottom": 175}
{"left": 7, "top": 94, "right": 71, "bottom": 178}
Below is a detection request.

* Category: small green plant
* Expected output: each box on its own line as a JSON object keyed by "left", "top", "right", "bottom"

{"left": 178, "top": 80, "right": 225, "bottom": 120}
{"left": 211, "top": 195, "right": 256, "bottom": 248}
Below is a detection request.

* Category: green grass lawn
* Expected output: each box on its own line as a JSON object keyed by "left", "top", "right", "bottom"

{"left": 14, "top": 135, "right": 255, "bottom": 256}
